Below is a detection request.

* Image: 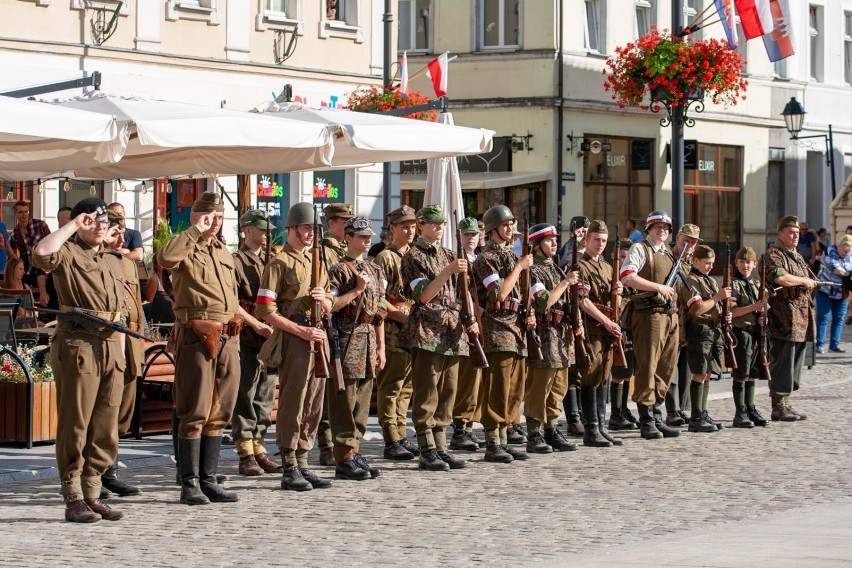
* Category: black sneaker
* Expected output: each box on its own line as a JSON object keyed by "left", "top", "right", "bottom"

{"left": 353, "top": 453, "right": 381, "bottom": 478}
{"left": 383, "top": 441, "right": 415, "bottom": 460}
{"left": 436, "top": 450, "right": 467, "bottom": 469}
{"left": 419, "top": 449, "right": 450, "bottom": 471}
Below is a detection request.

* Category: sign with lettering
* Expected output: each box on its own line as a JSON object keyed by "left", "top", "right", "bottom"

{"left": 312, "top": 170, "right": 345, "bottom": 203}
{"left": 400, "top": 136, "right": 511, "bottom": 176}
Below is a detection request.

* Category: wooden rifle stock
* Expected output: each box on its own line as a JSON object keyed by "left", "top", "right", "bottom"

{"left": 456, "top": 228, "right": 488, "bottom": 369}
{"left": 610, "top": 226, "right": 627, "bottom": 368}
{"left": 721, "top": 240, "right": 738, "bottom": 370}
{"left": 310, "top": 208, "right": 331, "bottom": 381}
{"left": 569, "top": 223, "right": 595, "bottom": 370}
{"left": 756, "top": 256, "right": 772, "bottom": 382}
{"left": 522, "top": 221, "right": 544, "bottom": 361}
{"left": 316, "top": 223, "right": 345, "bottom": 393}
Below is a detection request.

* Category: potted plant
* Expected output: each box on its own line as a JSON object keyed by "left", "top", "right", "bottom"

{"left": 347, "top": 85, "right": 437, "bottom": 121}
{"left": 0, "top": 345, "right": 56, "bottom": 446}
{"left": 603, "top": 28, "right": 747, "bottom": 110}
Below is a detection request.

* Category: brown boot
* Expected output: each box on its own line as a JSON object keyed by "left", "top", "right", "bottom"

{"left": 319, "top": 446, "right": 335, "bottom": 467}
{"left": 771, "top": 395, "right": 799, "bottom": 422}
{"left": 64, "top": 499, "right": 101, "bottom": 523}
{"left": 83, "top": 498, "right": 123, "bottom": 521}
{"left": 255, "top": 452, "right": 283, "bottom": 473}
{"left": 239, "top": 455, "right": 264, "bottom": 476}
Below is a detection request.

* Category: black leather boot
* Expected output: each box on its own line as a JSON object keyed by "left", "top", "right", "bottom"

{"left": 199, "top": 436, "right": 238, "bottom": 503}
{"left": 565, "top": 387, "right": 584, "bottom": 437}
{"left": 581, "top": 386, "right": 611, "bottom": 448}
{"left": 637, "top": 404, "right": 663, "bottom": 440}
{"left": 178, "top": 437, "right": 210, "bottom": 506}
{"left": 733, "top": 406, "right": 755, "bottom": 428}
{"left": 597, "top": 386, "right": 623, "bottom": 446}
{"left": 101, "top": 462, "right": 141, "bottom": 497}
{"left": 418, "top": 449, "right": 451, "bottom": 471}
{"left": 746, "top": 405, "right": 768, "bottom": 427}
{"left": 280, "top": 465, "right": 313, "bottom": 491}
{"left": 652, "top": 404, "right": 681, "bottom": 437}
{"left": 543, "top": 426, "right": 577, "bottom": 451}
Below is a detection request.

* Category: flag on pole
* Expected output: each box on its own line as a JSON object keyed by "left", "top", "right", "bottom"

{"left": 400, "top": 51, "right": 409, "bottom": 94}
{"left": 734, "top": 0, "right": 773, "bottom": 39}
{"left": 425, "top": 53, "right": 448, "bottom": 97}
{"left": 714, "top": 0, "right": 739, "bottom": 49}
{"left": 762, "top": 0, "right": 795, "bottom": 62}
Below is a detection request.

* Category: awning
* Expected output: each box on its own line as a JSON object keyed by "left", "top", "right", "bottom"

{"left": 400, "top": 171, "right": 550, "bottom": 191}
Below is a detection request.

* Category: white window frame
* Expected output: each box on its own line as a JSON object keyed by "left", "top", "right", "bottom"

{"left": 319, "top": 0, "right": 363, "bottom": 43}
{"left": 735, "top": 17, "right": 747, "bottom": 74}
{"left": 70, "top": 0, "right": 130, "bottom": 14}
{"left": 683, "top": 0, "right": 702, "bottom": 39}
{"left": 24, "top": 0, "right": 53, "bottom": 6}
{"left": 477, "top": 0, "right": 522, "bottom": 51}
{"left": 808, "top": 4, "right": 823, "bottom": 82}
{"left": 844, "top": 11, "right": 852, "bottom": 85}
{"left": 398, "top": 0, "right": 432, "bottom": 53}
{"left": 584, "top": 0, "right": 604, "bottom": 54}
{"left": 634, "top": 0, "right": 653, "bottom": 38}
{"left": 256, "top": 0, "right": 303, "bottom": 32}
{"left": 166, "top": 0, "right": 220, "bottom": 25}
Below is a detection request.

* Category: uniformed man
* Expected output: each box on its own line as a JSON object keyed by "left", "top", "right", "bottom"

{"left": 764, "top": 215, "right": 817, "bottom": 421}
{"left": 99, "top": 212, "right": 144, "bottom": 499}
{"left": 400, "top": 205, "right": 475, "bottom": 471}
{"left": 450, "top": 217, "right": 486, "bottom": 451}
{"left": 231, "top": 210, "right": 277, "bottom": 476}
{"left": 374, "top": 205, "right": 419, "bottom": 460}
{"left": 328, "top": 216, "right": 387, "bottom": 480}
{"left": 256, "top": 202, "right": 335, "bottom": 491}
{"left": 524, "top": 223, "right": 579, "bottom": 453}
{"left": 33, "top": 197, "right": 126, "bottom": 523}
{"left": 317, "top": 202, "right": 355, "bottom": 465}
{"left": 609, "top": 238, "right": 639, "bottom": 431}
{"left": 679, "top": 245, "right": 731, "bottom": 433}
{"left": 560, "top": 216, "right": 590, "bottom": 437}
{"left": 730, "top": 246, "right": 769, "bottom": 428}
{"left": 158, "top": 192, "right": 243, "bottom": 505}
{"left": 619, "top": 210, "right": 681, "bottom": 440}
{"left": 577, "top": 220, "right": 625, "bottom": 447}
{"left": 472, "top": 205, "right": 535, "bottom": 463}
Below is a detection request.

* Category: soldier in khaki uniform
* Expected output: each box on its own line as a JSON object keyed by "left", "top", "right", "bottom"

{"left": 158, "top": 192, "right": 244, "bottom": 506}
{"left": 33, "top": 197, "right": 126, "bottom": 523}
{"left": 400, "top": 205, "right": 475, "bottom": 471}
{"left": 231, "top": 211, "right": 277, "bottom": 476}
{"left": 98, "top": 212, "right": 144, "bottom": 499}
{"left": 609, "top": 238, "right": 639, "bottom": 431}
{"left": 472, "top": 205, "right": 535, "bottom": 463}
{"left": 619, "top": 210, "right": 681, "bottom": 440}
{"left": 255, "top": 202, "right": 334, "bottom": 491}
{"left": 764, "top": 215, "right": 817, "bottom": 421}
{"left": 577, "top": 220, "right": 625, "bottom": 448}
{"left": 328, "top": 216, "right": 387, "bottom": 480}
{"left": 374, "top": 205, "right": 419, "bottom": 460}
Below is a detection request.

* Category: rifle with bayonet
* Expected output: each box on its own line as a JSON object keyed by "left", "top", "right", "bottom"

{"left": 569, "top": 221, "right": 595, "bottom": 370}
{"left": 38, "top": 307, "right": 155, "bottom": 342}
{"left": 311, "top": 207, "right": 332, "bottom": 383}
{"left": 456, "top": 222, "right": 488, "bottom": 369}
{"left": 721, "top": 239, "right": 738, "bottom": 370}
{"left": 521, "top": 219, "right": 544, "bottom": 362}
{"left": 756, "top": 255, "right": 771, "bottom": 382}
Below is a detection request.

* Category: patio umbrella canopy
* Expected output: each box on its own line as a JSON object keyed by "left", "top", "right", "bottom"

{"left": 0, "top": 95, "right": 127, "bottom": 181}
{"left": 421, "top": 112, "right": 466, "bottom": 250}
{"left": 53, "top": 92, "right": 335, "bottom": 179}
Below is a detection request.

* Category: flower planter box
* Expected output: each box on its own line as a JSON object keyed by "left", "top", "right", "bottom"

{"left": 0, "top": 380, "right": 58, "bottom": 446}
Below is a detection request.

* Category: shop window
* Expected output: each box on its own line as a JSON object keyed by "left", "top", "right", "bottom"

{"left": 477, "top": 0, "right": 521, "bottom": 51}
{"left": 398, "top": 0, "right": 432, "bottom": 52}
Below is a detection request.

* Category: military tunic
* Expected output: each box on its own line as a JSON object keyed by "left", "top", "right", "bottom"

{"left": 680, "top": 269, "right": 723, "bottom": 375}
{"left": 322, "top": 236, "right": 346, "bottom": 268}
{"left": 115, "top": 254, "right": 145, "bottom": 436}
{"left": 33, "top": 236, "right": 126, "bottom": 501}
{"left": 731, "top": 274, "right": 760, "bottom": 380}
{"left": 578, "top": 252, "right": 617, "bottom": 388}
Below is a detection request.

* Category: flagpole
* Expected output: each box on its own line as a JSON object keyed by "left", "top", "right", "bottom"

{"left": 671, "top": 0, "right": 685, "bottom": 232}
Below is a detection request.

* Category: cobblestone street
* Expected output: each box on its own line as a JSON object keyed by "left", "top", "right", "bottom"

{"left": 1, "top": 354, "right": 851, "bottom": 567}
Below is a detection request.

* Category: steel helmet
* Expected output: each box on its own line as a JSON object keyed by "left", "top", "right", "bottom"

{"left": 645, "top": 210, "right": 672, "bottom": 233}
{"left": 285, "top": 202, "right": 315, "bottom": 228}
{"left": 482, "top": 205, "right": 515, "bottom": 234}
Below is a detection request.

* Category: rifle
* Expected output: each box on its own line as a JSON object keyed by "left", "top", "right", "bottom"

{"left": 610, "top": 225, "right": 627, "bottom": 368}
{"left": 317, "top": 224, "right": 345, "bottom": 393}
{"left": 456, "top": 225, "right": 488, "bottom": 369}
{"left": 569, "top": 221, "right": 595, "bottom": 370}
{"left": 521, "top": 219, "right": 544, "bottom": 361}
{"left": 721, "top": 239, "right": 738, "bottom": 370}
{"left": 39, "top": 307, "right": 155, "bottom": 342}
{"left": 756, "top": 255, "right": 771, "bottom": 382}
{"left": 772, "top": 281, "right": 841, "bottom": 293}
{"left": 310, "top": 207, "right": 332, "bottom": 383}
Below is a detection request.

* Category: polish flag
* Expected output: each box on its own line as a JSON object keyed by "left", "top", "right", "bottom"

{"left": 425, "top": 53, "right": 448, "bottom": 97}
{"left": 400, "top": 51, "right": 409, "bottom": 95}
{"left": 734, "top": 0, "right": 773, "bottom": 39}
{"left": 762, "top": 0, "right": 795, "bottom": 62}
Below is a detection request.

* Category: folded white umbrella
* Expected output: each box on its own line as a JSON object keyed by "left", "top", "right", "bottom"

{"left": 421, "top": 113, "right": 466, "bottom": 250}
{"left": 54, "top": 93, "right": 334, "bottom": 179}
{"left": 0, "top": 95, "right": 127, "bottom": 181}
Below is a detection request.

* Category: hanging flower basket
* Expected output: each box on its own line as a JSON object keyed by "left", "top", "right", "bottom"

{"left": 603, "top": 28, "right": 747, "bottom": 110}
{"left": 346, "top": 85, "right": 436, "bottom": 121}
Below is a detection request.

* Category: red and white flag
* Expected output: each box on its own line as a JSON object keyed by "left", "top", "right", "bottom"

{"left": 734, "top": 0, "right": 773, "bottom": 39}
{"left": 400, "top": 51, "right": 409, "bottom": 94}
{"left": 425, "top": 53, "right": 448, "bottom": 97}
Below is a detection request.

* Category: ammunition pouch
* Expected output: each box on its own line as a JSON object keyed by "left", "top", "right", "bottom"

{"left": 535, "top": 309, "right": 565, "bottom": 326}
{"left": 485, "top": 297, "right": 520, "bottom": 315}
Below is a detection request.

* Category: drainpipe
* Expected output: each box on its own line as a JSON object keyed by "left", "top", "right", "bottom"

{"left": 556, "top": 0, "right": 565, "bottom": 234}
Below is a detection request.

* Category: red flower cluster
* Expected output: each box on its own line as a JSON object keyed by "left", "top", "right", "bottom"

{"left": 603, "top": 28, "right": 748, "bottom": 110}
{"left": 346, "top": 85, "right": 436, "bottom": 121}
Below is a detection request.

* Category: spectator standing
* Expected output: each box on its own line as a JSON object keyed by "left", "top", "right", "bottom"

{"left": 626, "top": 219, "right": 644, "bottom": 243}
{"left": 107, "top": 203, "right": 144, "bottom": 263}
{"left": 6, "top": 200, "right": 50, "bottom": 306}
{"left": 0, "top": 219, "right": 8, "bottom": 274}
{"left": 814, "top": 235, "right": 852, "bottom": 353}
{"left": 796, "top": 222, "right": 819, "bottom": 269}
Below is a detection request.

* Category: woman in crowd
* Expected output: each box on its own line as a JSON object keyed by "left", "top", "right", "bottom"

{"left": 815, "top": 235, "right": 852, "bottom": 354}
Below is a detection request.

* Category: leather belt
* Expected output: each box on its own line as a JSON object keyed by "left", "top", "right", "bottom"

{"left": 486, "top": 298, "right": 520, "bottom": 314}
{"left": 535, "top": 309, "right": 564, "bottom": 326}
{"left": 429, "top": 296, "right": 462, "bottom": 312}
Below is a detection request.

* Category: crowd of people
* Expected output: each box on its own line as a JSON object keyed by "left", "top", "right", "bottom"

{"left": 30, "top": 192, "right": 842, "bottom": 523}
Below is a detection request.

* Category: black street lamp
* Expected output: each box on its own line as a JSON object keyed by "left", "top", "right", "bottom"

{"left": 781, "top": 97, "right": 837, "bottom": 199}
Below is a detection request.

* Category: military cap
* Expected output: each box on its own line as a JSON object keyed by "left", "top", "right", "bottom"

{"left": 569, "top": 216, "right": 590, "bottom": 231}
{"left": 324, "top": 203, "right": 354, "bottom": 220}
{"left": 285, "top": 202, "right": 315, "bottom": 227}
{"left": 416, "top": 204, "right": 447, "bottom": 223}
{"left": 344, "top": 216, "right": 375, "bottom": 237}
{"left": 239, "top": 209, "right": 272, "bottom": 230}
{"left": 387, "top": 205, "right": 416, "bottom": 225}
{"left": 588, "top": 219, "right": 608, "bottom": 234}
{"left": 736, "top": 246, "right": 757, "bottom": 261}
{"left": 528, "top": 223, "right": 557, "bottom": 244}
{"left": 679, "top": 223, "right": 701, "bottom": 239}
{"left": 70, "top": 197, "right": 108, "bottom": 219}
{"left": 776, "top": 215, "right": 799, "bottom": 231}
{"left": 693, "top": 244, "right": 716, "bottom": 259}
{"left": 106, "top": 210, "right": 126, "bottom": 229}
{"left": 645, "top": 210, "right": 672, "bottom": 232}
{"left": 618, "top": 237, "right": 633, "bottom": 250}
{"left": 458, "top": 217, "right": 480, "bottom": 234}
{"left": 191, "top": 192, "right": 225, "bottom": 213}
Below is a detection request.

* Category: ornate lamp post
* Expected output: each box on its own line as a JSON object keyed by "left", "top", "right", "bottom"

{"left": 781, "top": 97, "right": 837, "bottom": 199}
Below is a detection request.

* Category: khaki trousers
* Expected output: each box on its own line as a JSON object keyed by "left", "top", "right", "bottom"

{"left": 524, "top": 367, "right": 557, "bottom": 423}
{"left": 231, "top": 343, "right": 277, "bottom": 450}
{"left": 51, "top": 333, "right": 123, "bottom": 500}
{"left": 376, "top": 349, "right": 413, "bottom": 442}
{"left": 453, "top": 354, "right": 482, "bottom": 425}
{"left": 275, "top": 333, "right": 325, "bottom": 453}
{"left": 481, "top": 351, "right": 525, "bottom": 429}
{"left": 116, "top": 367, "right": 137, "bottom": 436}
{"left": 328, "top": 377, "right": 374, "bottom": 462}
{"left": 580, "top": 335, "right": 613, "bottom": 388}
{"left": 545, "top": 368, "right": 569, "bottom": 425}
{"left": 410, "top": 348, "right": 460, "bottom": 443}
{"left": 630, "top": 310, "right": 679, "bottom": 406}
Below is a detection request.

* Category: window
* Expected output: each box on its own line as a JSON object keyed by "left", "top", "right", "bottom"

{"left": 256, "top": 0, "right": 302, "bottom": 31}
{"left": 845, "top": 12, "right": 852, "bottom": 85}
{"left": 71, "top": 0, "right": 130, "bottom": 15}
{"left": 584, "top": 0, "right": 603, "bottom": 53}
{"left": 683, "top": 0, "right": 702, "bottom": 39}
{"left": 735, "top": 19, "right": 747, "bottom": 74}
{"left": 398, "top": 0, "right": 431, "bottom": 52}
{"left": 808, "top": 5, "right": 823, "bottom": 82}
{"left": 774, "top": 58, "right": 788, "bottom": 79}
{"left": 478, "top": 0, "right": 520, "bottom": 50}
{"left": 635, "top": 0, "right": 653, "bottom": 38}
{"left": 166, "top": 0, "right": 219, "bottom": 24}
{"left": 320, "top": 0, "right": 363, "bottom": 41}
